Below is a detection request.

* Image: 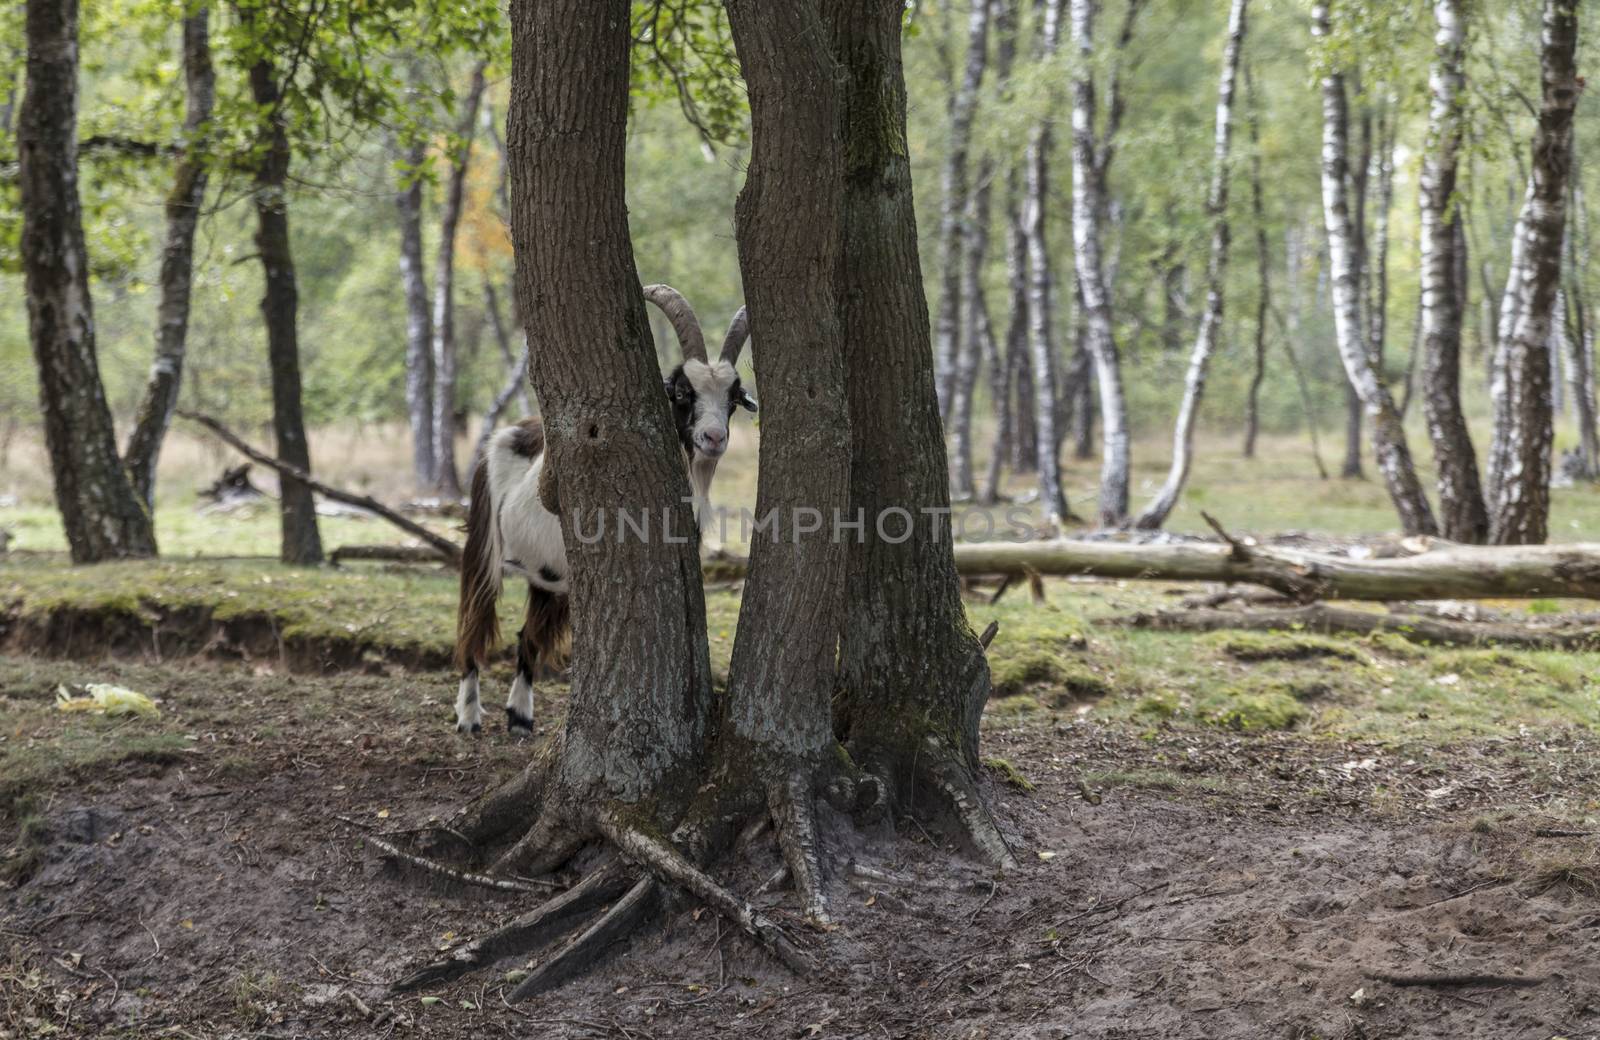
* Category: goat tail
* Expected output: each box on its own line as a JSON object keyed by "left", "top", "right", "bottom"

{"left": 522, "top": 584, "right": 571, "bottom": 672}
{"left": 454, "top": 458, "right": 503, "bottom": 674}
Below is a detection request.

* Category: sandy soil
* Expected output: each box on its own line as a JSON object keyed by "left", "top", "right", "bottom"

{"left": 3, "top": 659, "right": 1598, "bottom": 1040}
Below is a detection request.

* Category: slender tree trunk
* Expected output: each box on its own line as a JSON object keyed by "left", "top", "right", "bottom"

{"left": 1005, "top": 138, "right": 1036, "bottom": 473}
{"left": 19, "top": 0, "right": 157, "bottom": 562}
{"left": 1242, "top": 65, "right": 1270, "bottom": 459}
{"left": 246, "top": 47, "right": 323, "bottom": 564}
{"left": 124, "top": 9, "right": 214, "bottom": 510}
{"left": 395, "top": 133, "right": 435, "bottom": 488}
{"left": 483, "top": 277, "right": 531, "bottom": 416}
{"left": 1566, "top": 177, "right": 1600, "bottom": 476}
{"left": 1134, "top": 0, "right": 1247, "bottom": 529}
{"left": 1069, "top": 0, "right": 1139, "bottom": 526}
{"left": 431, "top": 61, "right": 489, "bottom": 500}
{"left": 509, "top": 0, "right": 710, "bottom": 815}
{"left": 933, "top": 0, "right": 992, "bottom": 418}
{"left": 821, "top": 0, "right": 1010, "bottom": 866}
{"left": 1487, "top": 0, "right": 1581, "bottom": 544}
{"left": 1312, "top": 2, "right": 1437, "bottom": 536}
{"left": 1283, "top": 222, "right": 1331, "bottom": 478}
{"left": 951, "top": 161, "right": 994, "bottom": 501}
{"left": 1420, "top": 0, "right": 1490, "bottom": 543}
{"left": 1022, "top": 0, "right": 1070, "bottom": 523}
{"left": 981, "top": 0, "right": 1023, "bottom": 503}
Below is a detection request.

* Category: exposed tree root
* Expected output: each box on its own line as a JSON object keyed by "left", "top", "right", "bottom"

{"left": 493, "top": 811, "right": 586, "bottom": 878}
{"left": 506, "top": 877, "right": 661, "bottom": 1001}
{"left": 769, "top": 772, "right": 829, "bottom": 925}
{"left": 598, "top": 811, "right": 815, "bottom": 976}
{"left": 393, "top": 864, "right": 630, "bottom": 991}
{"left": 353, "top": 826, "right": 559, "bottom": 896}
{"left": 916, "top": 740, "right": 1019, "bottom": 870}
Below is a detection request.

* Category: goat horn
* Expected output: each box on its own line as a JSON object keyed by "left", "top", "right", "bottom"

{"left": 642, "top": 284, "right": 706, "bottom": 363}
{"left": 719, "top": 306, "right": 750, "bottom": 366}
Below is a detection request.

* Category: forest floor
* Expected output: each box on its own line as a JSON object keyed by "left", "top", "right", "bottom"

{"left": 2, "top": 551, "right": 1598, "bottom": 1039}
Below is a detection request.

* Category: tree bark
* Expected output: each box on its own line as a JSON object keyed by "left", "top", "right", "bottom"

{"left": 1565, "top": 176, "right": 1600, "bottom": 476}
{"left": 1134, "top": 0, "right": 1247, "bottom": 530}
{"left": 1022, "top": 0, "right": 1070, "bottom": 524}
{"left": 1487, "top": 0, "right": 1581, "bottom": 544}
{"left": 981, "top": 0, "right": 1024, "bottom": 503}
{"left": 430, "top": 61, "right": 489, "bottom": 500}
{"left": 933, "top": 0, "right": 991, "bottom": 419}
{"left": 951, "top": 161, "right": 994, "bottom": 501}
{"left": 395, "top": 132, "right": 435, "bottom": 488}
{"left": 721, "top": 0, "right": 851, "bottom": 823}
{"left": 1242, "top": 65, "right": 1269, "bottom": 460}
{"left": 1419, "top": 0, "right": 1490, "bottom": 543}
{"left": 124, "top": 8, "right": 214, "bottom": 510}
{"left": 1069, "top": 0, "right": 1139, "bottom": 526}
{"left": 248, "top": 47, "right": 323, "bottom": 565}
{"left": 1312, "top": 2, "right": 1437, "bottom": 536}
{"left": 509, "top": 0, "right": 710, "bottom": 815}
{"left": 1004, "top": 31, "right": 1036, "bottom": 480}
{"left": 19, "top": 0, "right": 157, "bottom": 562}
{"left": 821, "top": 0, "right": 1011, "bottom": 866}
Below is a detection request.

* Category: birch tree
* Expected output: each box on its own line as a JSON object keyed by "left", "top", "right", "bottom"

{"left": 1068, "top": 0, "right": 1142, "bottom": 526}
{"left": 1242, "top": 64, "right": 1269, "bottom": 460}
{"left": 124, "top": 8, "right": 215, "bottom": 509}
{"left": 19, "top": 0, "right": 157, "bottom": 561}
{"left": 395, "top": 131, "right": 435, "bottom": 488}
{"left": 1419, "top": 0, "right": 1489, "bottom": 543}
{"left": 1486, "top": 0, "right": 1581, "bottom": 544}
{"left": 1134, "top": 0, "right": 1247, "bottom": 530}
{"left": 1312, "top": 1, "right": 1437, "bottom": 536}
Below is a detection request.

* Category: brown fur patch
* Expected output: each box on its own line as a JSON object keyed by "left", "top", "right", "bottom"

{"left": 507, "top": 417, "right": 545, "bottom": 459}
{"left": 454, "top": 459, "right": 500, "bottom": 674}
{"left": 520, "top": 584, "right": 571, "bottom": 671}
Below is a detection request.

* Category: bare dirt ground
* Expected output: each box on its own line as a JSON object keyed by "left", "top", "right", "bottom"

{"left": 3, "top": 651, "right": 1598, "bottom": 1040}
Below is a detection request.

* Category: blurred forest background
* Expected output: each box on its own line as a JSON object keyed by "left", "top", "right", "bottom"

{"left": 3, "top": 0, "right": 1599, "bottom": 549}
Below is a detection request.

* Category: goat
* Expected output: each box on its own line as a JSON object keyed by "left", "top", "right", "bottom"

{"left": 452, "top": 285, "right": 755, "bottom": 734}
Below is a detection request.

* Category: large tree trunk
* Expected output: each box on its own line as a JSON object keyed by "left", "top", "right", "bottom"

{"left": 511, "top": 0, "right": 710, "bottom": 820}
{"left": 1068, "top": 0, "right": 1139, "bottom": 526}
{"left": 933, "top": 0, "right": 991, "bottom": 418}
{"left": 719, "top": 0, "right": 853, "bottom": 917}
{"left": 395, "top": 133, "right": 436, "bottom": 488}
{"left": 248, "top": 52, "right": 323, "bottom": 565}
{"left": 1487, "top": 0, "right": 1581, "bottom": 544}
{"left": 19, "top": 0, "right": 157, "bottom": 562}
{"left": 1419, "top": 0, "right": 1490, "bottom": 543}
{"left": 1312, "top": 2, "right": 1437, "bottom": 536}
{"left": 1021, "top": 0, "right": 1070, "bottom": 524}
{"left": 1134, "top": 0, "right": 1247, "bottom": 529}
{"left": 822, "top": 0, "right": 1012, "bottom": 867}
{"left": 1242, "top": 65, "right": 1270, "bottom": 460}
{"left": 430, "top": 62, "right": 489, "bottom": 500}
{"left": 124, "top": 8, "right": 214, "bottom": 510}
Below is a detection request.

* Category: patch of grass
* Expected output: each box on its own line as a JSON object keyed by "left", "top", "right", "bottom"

{"left": 983, "top": 757, "right": 1036, "bottom": 792}
{"left": 1199, "top": 686, "right": 1307, "bottom": 731}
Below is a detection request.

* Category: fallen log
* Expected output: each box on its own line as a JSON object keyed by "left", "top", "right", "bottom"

{"left": 178, "top": 412, "right": 463, "bottom": 568}
{"left": 330, "top": 544, "right": 455, "bottom": 568}
{"left": 1105, "top": 603, "right": 1600, "bottom": 652}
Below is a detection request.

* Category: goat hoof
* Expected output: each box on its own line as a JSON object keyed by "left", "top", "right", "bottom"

{"left": 505, "top": 709, "right": 534, "bottom": 737}
{"left": 456, "top": 722, "right": 483, "bottom": 736}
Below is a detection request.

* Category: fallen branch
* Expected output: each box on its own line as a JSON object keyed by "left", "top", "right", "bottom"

{"left": 1365, "top": 970, "right": 1545, "bottom": 989}
{"left": 1103, "top": 603, "right": 1600, "bottom": 651}
{"left": 178, "top": 412, "right": 462, "bottom": 567}
{"left": 338, "top": 816, "right": 557, "bottom": 894}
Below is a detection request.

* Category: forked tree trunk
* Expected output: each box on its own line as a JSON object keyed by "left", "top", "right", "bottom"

{"left": 1069, "top": 0, "right": 1139, "bottom": 526}
{"left": 246, "top": 47, "right": 323, "bottom": 564}
{"left": 1135, "top": 0, "right": 1247, "bottom": 529}
{"left": 933, "top": 0, "right": 991, "bottom": 418}
{"left": 1487, "top": 0, "right": 1581, "bottom": 543}
{"left": 395, "top": 133, "right": 435, "bottom": 488}
{"left": 1242, "top": 65, "right": 1270, "bottom": 459}
{"left": 1312, "top": 2, "right": 1437, "bottom": 536}
{"left": 19, "top": 0, "right": 157, "bottom": 562}
{"left": 1419, "top": 0, "right": 1490, "bottom": 543}
{"left": 509, "top": 0, "right": 710, "bottom": 817}
{"left": 124, "top": 8, "right": 214, "bottom": 509}
{"left": 822, "top": 0, "right": 1010, "bottom": 866}
{"left": 1022, "top": 0, "right": 1070, "bottom": 523}
{"left": 430, "top": 61, "right": 489, "bottom": 500}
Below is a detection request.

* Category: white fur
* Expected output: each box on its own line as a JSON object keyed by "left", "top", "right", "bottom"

{"left": 506, "top": 672, "right": 535, "bottom": 727}
{"left": 455, "top": 671, "right": 483, "bottom": 732}
{"left": 681, "top": 359, "right": 739, "bottom": 456}
{"left": 486, "top": 427, "right": 569, "bottom": 594}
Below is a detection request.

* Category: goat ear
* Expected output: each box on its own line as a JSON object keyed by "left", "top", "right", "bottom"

{"left": 736, "top": 388, "right": 758, "bottom": 412}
